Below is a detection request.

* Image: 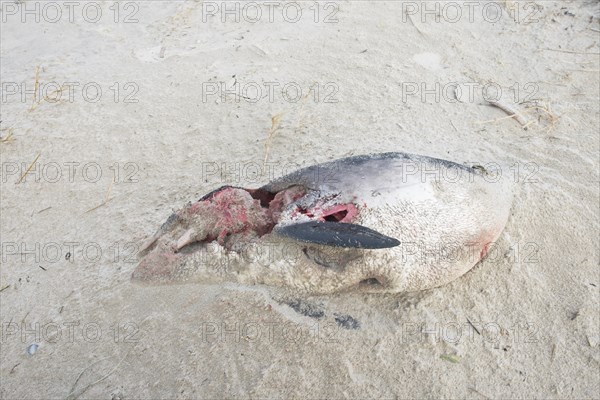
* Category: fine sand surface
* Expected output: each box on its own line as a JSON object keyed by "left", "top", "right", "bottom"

{"left": 1, "top": 1, "right": 599, "bottom": 398}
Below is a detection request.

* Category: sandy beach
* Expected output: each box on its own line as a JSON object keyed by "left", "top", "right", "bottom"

{"left": 1, "top": 1, "right": 599, "bottom": 398}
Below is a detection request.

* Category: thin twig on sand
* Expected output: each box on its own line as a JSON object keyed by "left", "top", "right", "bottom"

{"left": 65, "top": 350, "right": 131, "bottom": 400}
{"left": 1, "top": 129, "right": 14, "bottom": 143}
{"left": 405, "top": 11, "right": 425, "bottom": 36}
{"left": 84, "top": 179, "right": 115, "bottom": 213}
{"left": 29, "top": 66, "right": 41, "bottom": 111}
{"left": 263, "top": 112, "right": 285, "bottom": 167}
{"left": 522, "top": 102, "right": 559, "bottom": 134}
{"left": 486, "top": 99, "right": 530, "bottom": 129}
{"left": 16, "top": 153, "right": 41, "bottom": 184}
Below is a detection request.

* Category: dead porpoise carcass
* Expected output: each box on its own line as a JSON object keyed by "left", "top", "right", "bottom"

{"left": 132, "top": 152, "right": 512, "bottom": 294}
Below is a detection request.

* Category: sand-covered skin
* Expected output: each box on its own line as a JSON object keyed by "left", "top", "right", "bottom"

{"left": 1, "top": 1, "right": 599, "bottom": 398}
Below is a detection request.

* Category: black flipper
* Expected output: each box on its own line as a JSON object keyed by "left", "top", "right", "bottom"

{"left": 276, "top": 221, "right": 400, "bottom": 249}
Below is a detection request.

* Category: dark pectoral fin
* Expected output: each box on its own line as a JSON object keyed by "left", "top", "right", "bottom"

{"left": 276, "top": 221, "right": 400, "bottom": 249}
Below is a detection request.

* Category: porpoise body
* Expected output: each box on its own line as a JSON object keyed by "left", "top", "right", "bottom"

{"left": 133, "top": 152, "right": 512, "bottom": 294}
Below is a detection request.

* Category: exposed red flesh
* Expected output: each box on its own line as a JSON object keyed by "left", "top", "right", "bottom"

{"left": 322, "top": 203, "right": 358, "bottom": 223}
{"left": 296, "top": 201, "right": 358, "bottom": 223}
{"left": 192, "top": 188, "right": 275, "bottom": 246}
{"left": 152, "top": 186, "right": 359, "bottom": 253}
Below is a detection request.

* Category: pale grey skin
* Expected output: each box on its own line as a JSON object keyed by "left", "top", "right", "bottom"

{"left": 133, "top": 152, "right": 513, "bottom": 294}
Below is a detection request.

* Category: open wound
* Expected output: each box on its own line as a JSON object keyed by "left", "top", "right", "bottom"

{"left": 147, "top": 186, "right": 359, "bottom": 253}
